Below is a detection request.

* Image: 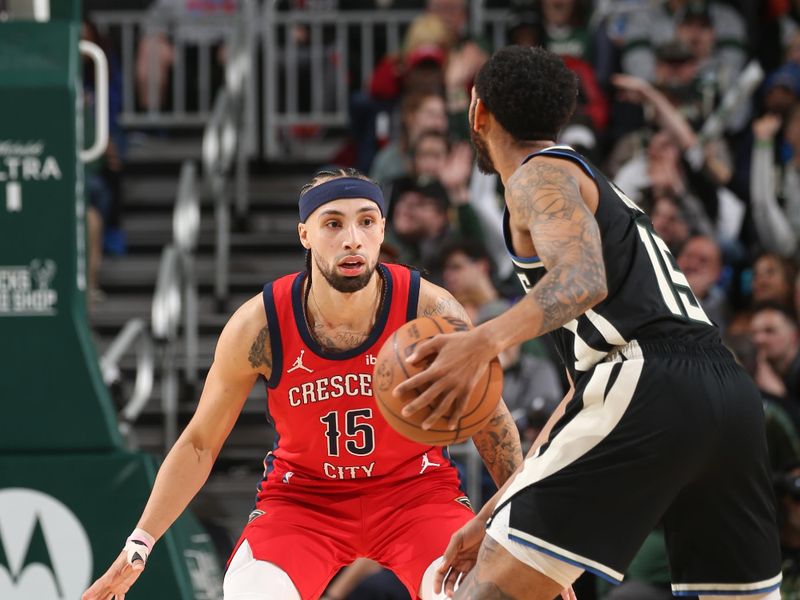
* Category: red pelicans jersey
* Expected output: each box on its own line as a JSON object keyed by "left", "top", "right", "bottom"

{"left": 256, "top": 263, "right": 462, "bottom": 499}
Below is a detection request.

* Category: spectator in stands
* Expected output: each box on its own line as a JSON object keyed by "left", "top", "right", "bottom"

{"left": 749, "top": 301, "right": 800, "bottom": 402}
{"left": 349, "top": 13, "right": 449, "bottom": 172}
{"left": 385, "top": 176, "right": 481, "bottom": 281}
{"left": 618, "top": 0, "right": 747, "bottom": 87}
{"left": 507, "top": 1, "right": 543, "bottom": 48}
{"left": 369, "top": 91, "right": 447, "bottom": 185}
{"left": 763, "top": 62, "right": 800, "bottom": 120}
{"left": 788, "top": 30, "right": 800, "bottom": 66}
{"left": 539, "top": 0, "right": 593, "bottom": 62}
{"left": 410, "top": 129, "right": 449, "bottom": 179}
{"left": 506, "top": 0, "right": 608, "bottom": 135}
{"left": 368, "top": 13, "right": 450, "bottom": 104}
{"left": 440, "top": 238, "right": 507, "bottom": 324}
{"left": 612, "top": 74, "right": 746, "bottom": 245}
{"left": 774, "top": 463, "right": 800, "bottom": 598}
{"left": 647, "top": 189, "right": 693, "bottom": 255}
{"left": 677, "top": 235, "right": 729, "bottom": 328}
{"left": 407, "top": 129, "right": 474, "bottom": 209}
{"left": 82, "top": 17, "right": 126, "bottom": 303}
{"left": 749, "top": 106, "right": 800, "bottom": 257}
{"left": 753, "top": 253, "right": 798, "bottom": 306}
{"left": 426, "top": 0, "right": 468, "bottom": 43}
{"left": 135, "top": 0, "right": 236, "bottom": 111}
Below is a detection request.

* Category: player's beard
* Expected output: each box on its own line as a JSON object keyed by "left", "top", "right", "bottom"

{"left": 469, "top": 101, "right": 497, "bottom": 175}
{"left": 314, "top": 252, "right": 376, "bottom": 293}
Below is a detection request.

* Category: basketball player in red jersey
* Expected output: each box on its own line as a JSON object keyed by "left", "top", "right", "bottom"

{"left": 82, "top": 168, "right": 523, "bottom": 600}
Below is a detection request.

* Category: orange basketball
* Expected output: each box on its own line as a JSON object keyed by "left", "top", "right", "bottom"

{"left": 372, "top": 315, "right": 503, "bottom": 445}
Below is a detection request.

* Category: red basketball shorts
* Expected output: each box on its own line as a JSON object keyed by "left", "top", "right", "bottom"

{"left": 228, "top": 476, "right": 474, "bottom": 599}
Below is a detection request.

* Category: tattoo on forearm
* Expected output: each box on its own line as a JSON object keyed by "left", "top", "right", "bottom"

{"left": 248, "top": 325, "right": 272, "bottom": 370}
{"left": 473, "top": 404, "right": 523, "bottom": 486}
{"left": 420, "top": 295, "right": 471, "bottom": 323}
{"left": 507, "top": 161, "right": 607, "bottom": 337}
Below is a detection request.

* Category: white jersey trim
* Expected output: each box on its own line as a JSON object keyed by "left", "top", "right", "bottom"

{"left": 563, "top": 319, "right": 609, "bottom": 372}
{"left": 585, "top": 309, "right": 628, "bottom": 346}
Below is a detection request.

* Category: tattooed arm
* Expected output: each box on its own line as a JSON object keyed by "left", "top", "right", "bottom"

{"left": 497, "top": 157, "right": 607, "bottom": 341}
{"left": 396, "top": 158, "right": 605, "bottom": 428}
{"left": 470, "top": 403, "right": 523, "bottom": 487}
{"left": 417, "top": 280, "right": 523, "bottom": 486}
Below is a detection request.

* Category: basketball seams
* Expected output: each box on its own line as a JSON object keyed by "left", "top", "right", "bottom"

{"left": 392, "top": 330, "right": 412, "bottom": 380}
{"left": 375, "top": 316, "right": 502, "bottom": 446}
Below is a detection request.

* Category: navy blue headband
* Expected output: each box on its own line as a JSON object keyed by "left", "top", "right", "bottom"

{"left": 299, "top": 177, "right": 386, "bottom": 223}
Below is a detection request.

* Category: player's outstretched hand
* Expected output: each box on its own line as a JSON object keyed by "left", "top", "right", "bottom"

{"left": 435, "top": 516, "right": 487, "bottom": 596}
{"left": 82, "top": 550, "right": 144, "bottom": 600}
{"left": 393, "top": 329, "right": 495, "bottom": 430}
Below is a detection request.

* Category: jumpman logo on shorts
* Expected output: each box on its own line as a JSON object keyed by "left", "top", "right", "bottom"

{"left": 287, "top": 349, "right": 313, "bottom": 374}
{"left": 420, "top": 453, "right": 441, "bottom": 474}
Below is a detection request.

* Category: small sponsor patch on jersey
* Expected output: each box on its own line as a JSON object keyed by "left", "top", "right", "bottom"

{"left": 248, "top": 509, "right": 266, "bottom": 523}
{"left": 454, "top": 496, "right": 473, "bottom": 511}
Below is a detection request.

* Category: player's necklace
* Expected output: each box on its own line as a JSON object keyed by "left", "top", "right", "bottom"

{"left": 304, "top": 268, "right": 386, "bottom": 350}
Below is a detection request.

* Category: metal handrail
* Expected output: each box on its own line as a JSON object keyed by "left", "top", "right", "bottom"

{"left": 203, "top": 0, "right": 253, "bottom": 309}
{"left": 174, "top": 160, "right": 201, "bottom": 253}
{"left": 151, "top": 241, "right": 200, "bottom": 449}
{"left": 100, "top": 318, "right": 156, "bottom": 441}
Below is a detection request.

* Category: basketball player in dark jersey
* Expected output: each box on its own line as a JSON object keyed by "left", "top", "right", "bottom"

{"left": 396, "top": 46, "right": 782, "bottom": 599}
{"left": 82, "top": 170, "right": 525, "bottom": 600}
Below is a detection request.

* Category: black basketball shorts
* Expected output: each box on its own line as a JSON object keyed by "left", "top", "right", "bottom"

{"left": 489, "top": 340, "right": 782, "bottom": 596}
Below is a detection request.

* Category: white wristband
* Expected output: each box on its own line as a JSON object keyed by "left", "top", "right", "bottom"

{"left": 124, "top": 528, "right": 155, "bottom": 567}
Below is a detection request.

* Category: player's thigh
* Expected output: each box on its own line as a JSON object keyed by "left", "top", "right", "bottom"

{"left": 452, "top": 534, "right": 566, "bottom": 600}
{"left": 370, "top": 485, "right": 474, "bottom": 598}
{"left": 224, "top": 540, "right": 300, "bottom": 600}
{"left": 229, "top": 497, "right": 359, "bottom": 599}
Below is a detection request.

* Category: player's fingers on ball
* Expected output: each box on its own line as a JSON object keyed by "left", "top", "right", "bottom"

{"left": 424, "top": 389, "right": 458, "bottom": 430}
{"left": 433, "top": 567, "right": 447, "bottom": 594}
{"left": 444, "top": 569, "right": 461, "bottom": 596}
{"left": 394, "top": 367, "right": 435, "bottom": 398}
{"left": 446, "top": 391, "right": 472, "bottom": 429}
{"left": 403, "top": 378, "right": 448, "bottom": 418}
{"left": 399, "top": 378, "right": 439, "bottom": 415}
{"left": 406, "top": 336, "right": 444, "bottom": 364}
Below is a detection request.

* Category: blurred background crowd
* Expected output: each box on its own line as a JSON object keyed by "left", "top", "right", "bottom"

{"left": 78, "top": 0, "right": 800, "bottom": 597}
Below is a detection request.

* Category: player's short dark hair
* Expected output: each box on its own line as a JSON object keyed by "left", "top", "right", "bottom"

{"left": 474, "top": 45, "right": 577, "bottom": 142}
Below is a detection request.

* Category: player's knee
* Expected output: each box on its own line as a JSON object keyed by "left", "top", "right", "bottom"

{"left": 486, "top": 504, "right": 583, "bottom": 590}
{"left": 419, "top": 556, "right": 447, "bottom": 600}
{"left": 223, "top": 540, "right": 301, "bottom": 600}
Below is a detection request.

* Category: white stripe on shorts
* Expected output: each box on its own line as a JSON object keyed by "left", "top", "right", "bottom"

{"left": 498, "top": 358, "right": 643, "bottom": 505}
{"left": 671, "top": 574, "right": 782, "bottom": 595}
